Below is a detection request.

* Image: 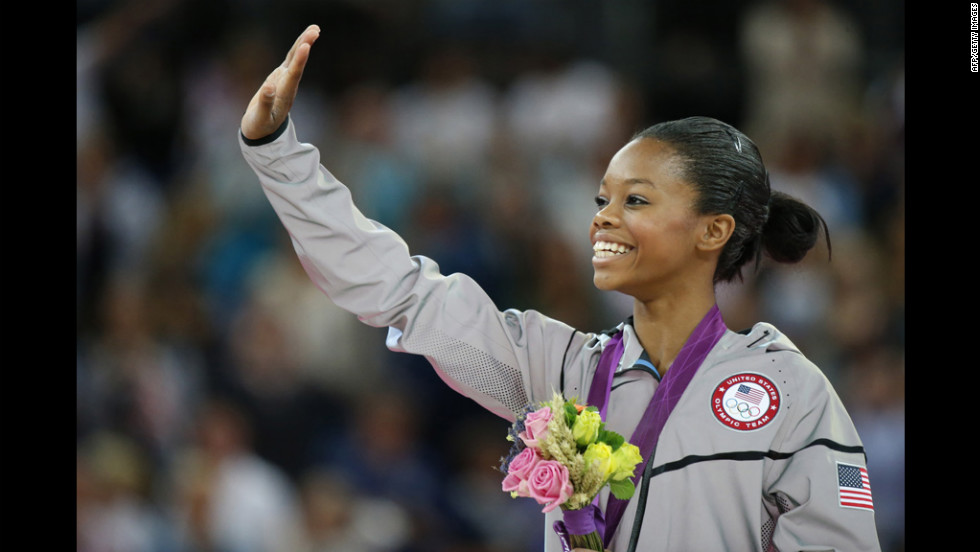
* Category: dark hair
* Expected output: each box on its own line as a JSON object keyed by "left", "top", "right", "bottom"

{"left": 633, "top": 116, "right": 831, "bottom": 283}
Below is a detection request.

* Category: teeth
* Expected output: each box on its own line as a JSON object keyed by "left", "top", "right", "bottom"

{"left": 593, "top": 241, "right": 633, "bottom": 257}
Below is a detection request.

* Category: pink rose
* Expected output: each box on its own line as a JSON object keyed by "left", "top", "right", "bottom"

{"left": 501, "top": 447, "right": 541, "bottom": 497}
{"left": 519, "top": 406, "right": 553, "bottom": 448}
{"left": 527, "top": 460, "right": 573, "bottom": 513}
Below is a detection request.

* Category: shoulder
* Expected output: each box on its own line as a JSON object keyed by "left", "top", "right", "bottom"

{"left": 711, "top": 322, "right": 823, "bottom": 377}
{"left": 703, "top": 322, "right": 841, "bottom": 413}
{"left": 680, "top": 322, "right": 859, "bottom": 444}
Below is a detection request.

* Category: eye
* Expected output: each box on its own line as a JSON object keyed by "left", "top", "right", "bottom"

{"left": 626, "top": 194, "right": 649, "bottom": 206}
{"left": 594, "top": 195, "right": 609, "bottom": 209}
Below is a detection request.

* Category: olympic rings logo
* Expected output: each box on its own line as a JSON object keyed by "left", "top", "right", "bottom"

{"left": 725, "top": 397, "right": 761, "bottom": 418}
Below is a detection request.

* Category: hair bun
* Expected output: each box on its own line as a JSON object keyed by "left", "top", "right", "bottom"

{"left": 761, "top": 191, "right": 831, "bottom": 263}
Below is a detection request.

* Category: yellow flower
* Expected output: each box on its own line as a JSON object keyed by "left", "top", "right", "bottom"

{"left": 583, "top": 442, "right": 615, "bottom": 480}
{"left": 611, "top": 443, "right": 643, "bottom": 481}
{"left": 572, "top": 409, "right": 602, "bottom": 447}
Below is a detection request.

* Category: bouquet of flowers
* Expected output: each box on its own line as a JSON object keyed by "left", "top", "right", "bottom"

{"left": 499, "top": 392, "right": 642, "bottom": 551}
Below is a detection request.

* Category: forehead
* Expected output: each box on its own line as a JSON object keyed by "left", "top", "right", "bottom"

{"left": 602, "top": 138, "right": 687, "bottom": 187}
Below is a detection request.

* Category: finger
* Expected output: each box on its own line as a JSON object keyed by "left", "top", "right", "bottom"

{"left": 279, "top": 28, "right": 319, "bottom": 104}
{"left": 280, "top": 42, "right": 312, "bottom": 99}
{"left": 283, "top": 24, "right": 320, "bottom": 68}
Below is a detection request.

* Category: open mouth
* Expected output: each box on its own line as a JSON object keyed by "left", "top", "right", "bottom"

{"left": 592, "top": 240, "right": 634, "bottom": 258}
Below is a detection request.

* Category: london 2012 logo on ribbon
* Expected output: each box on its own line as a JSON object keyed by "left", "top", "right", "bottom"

{"left": 711, "top": 373, "right": 781, "bottom": 431}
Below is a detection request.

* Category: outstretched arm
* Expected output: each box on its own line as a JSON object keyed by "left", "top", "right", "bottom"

{"left": 240, "top": 24, "right": 320, "bottom": 140}
{"left": 237, "top": 26, "right": 594, "bottom": 422}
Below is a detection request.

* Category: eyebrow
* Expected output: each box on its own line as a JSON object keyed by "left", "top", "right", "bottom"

{"left": 599, "top": 177, "right": 656, "bottom": 188}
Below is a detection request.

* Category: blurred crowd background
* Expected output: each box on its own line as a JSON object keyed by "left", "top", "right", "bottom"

{"left": 76, "top": 0, "right": 905, "bottom": 551}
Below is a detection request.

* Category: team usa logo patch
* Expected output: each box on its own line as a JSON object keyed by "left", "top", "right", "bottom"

{"left": 711, "top": 373, "right": 780, "bottom": 431}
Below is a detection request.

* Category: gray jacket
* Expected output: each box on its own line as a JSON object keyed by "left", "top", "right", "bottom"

{"left": 240, "top": 118, "right": 882, "bottom": 551}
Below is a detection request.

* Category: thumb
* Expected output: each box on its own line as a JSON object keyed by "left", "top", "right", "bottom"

{"left": 260, "top": 82, "right": 277, "bottom": 106}
{"left": 241, "top": 82, "right": 279, "bottom": 140}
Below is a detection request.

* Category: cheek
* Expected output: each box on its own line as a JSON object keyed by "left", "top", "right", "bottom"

{"left": 634, "top": 217, "right": 687, "bottom": 244}
{"left": 633, "top": 221, "right": 699, "bottom": 262}
{"left": 658, "top": 211, "right": 701, "bottom": 238}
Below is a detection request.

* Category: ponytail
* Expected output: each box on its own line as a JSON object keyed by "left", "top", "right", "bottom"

{"left": 761, "top": 190, "right": 832, "bottom": 264}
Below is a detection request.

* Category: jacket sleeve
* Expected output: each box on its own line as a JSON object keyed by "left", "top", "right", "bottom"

{"left": 239, "top": 118, "right": 588, "bottom": 421}
{"left": 763, "top": 352, "right": 882, "bottom": 552}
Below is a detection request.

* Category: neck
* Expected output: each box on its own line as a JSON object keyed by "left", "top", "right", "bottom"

{"left": 631, "top": 290, "right": 717, "bottom": 377}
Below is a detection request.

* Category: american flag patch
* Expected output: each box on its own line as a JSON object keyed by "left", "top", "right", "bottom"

{"left": 837, "top": 462, "right": 874, "bottom": 511}
{"left": 734, "top": 384, "right": 765, "bottom": 405}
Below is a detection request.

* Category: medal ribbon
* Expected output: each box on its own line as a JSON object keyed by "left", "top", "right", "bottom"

{"left": 587, "top": 304, "right": 728, "bottom": 548}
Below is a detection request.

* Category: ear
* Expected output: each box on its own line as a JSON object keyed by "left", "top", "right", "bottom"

{"left": 696, "top": 214, "right": 735, "bottom": 252}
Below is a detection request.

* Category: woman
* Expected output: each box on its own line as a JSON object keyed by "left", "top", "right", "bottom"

{"left": 239, "top": 25, "right": 881, "bottom": 551}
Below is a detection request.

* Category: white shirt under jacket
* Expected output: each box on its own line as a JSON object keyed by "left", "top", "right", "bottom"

{"left": 240, "top": 117, "right": 882, "bottom": 552}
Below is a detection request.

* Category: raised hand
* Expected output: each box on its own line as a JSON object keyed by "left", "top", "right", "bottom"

{"left": 240, "top": 24, "right": 320, "bottom": 140}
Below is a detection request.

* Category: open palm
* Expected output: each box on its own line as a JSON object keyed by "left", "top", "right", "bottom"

{"left": 240, "top": 24, "right": 320, "bottom": 140}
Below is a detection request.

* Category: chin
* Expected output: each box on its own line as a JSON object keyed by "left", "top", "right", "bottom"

{"left": 595, "top": 275, "right": 647, "bottom": 301}
{"left": 593, "top": 274, "right": 620, "bottom": 293}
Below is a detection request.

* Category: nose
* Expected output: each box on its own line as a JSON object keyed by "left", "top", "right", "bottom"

{"left": 592, "top": 204, "right": 620, "bottom": 229}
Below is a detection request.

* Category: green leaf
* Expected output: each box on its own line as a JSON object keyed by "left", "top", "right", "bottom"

{"left": 564, "top": 403, "right": 578, "bottom": 427}
{"left": 599, "top": 429, "right": 625, "bottom": 451}
{"left": 609, "top": 477, "right": 636, "bottom": 500}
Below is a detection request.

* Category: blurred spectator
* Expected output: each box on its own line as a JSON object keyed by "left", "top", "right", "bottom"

{"left": 739, "top": 0, "right": 865, "bottom": 152}
{"left": 77, "top": 431, "right": 176, "bottom": 552}
{"left": 389, "top": 43, "right": 499, "bottom": 205}
{"left": 503, "top": 57, "right": 624, "bottom": 163}
{"left": 243, "top": 243, "right": 389, "bottom": 401}
{"left": 326, "top": 82, "right": 423, "bottom": 236}
{"left": 76, "top": 270, "right": 205, "bottom": 466}
{"left": 77, "top": 0, "right": 180, "bottom": 147}
{"left": 285, "top": 467, "right": 415, "bottom": 552}
{"left": 212, "top": 287, "right": 349, "bottom": 482}
{"left": 172, "top": 399, "right": 300, "bottom": 552}
{"left": 91, "top": 0, "right": 188, "bottom": 184}
{"left": 140, "top": 198, "right": 221, "bottom": 370}
{"left": 311, "top": 388, "right": 453, "bottom": 550}
{"left": 77, "top": 128, "right": 167, "bottom": 335}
